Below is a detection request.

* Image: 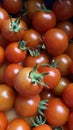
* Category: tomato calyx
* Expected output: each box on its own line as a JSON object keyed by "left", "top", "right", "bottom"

{"left": 28, "top": 48, "right": 40, "bottom": 56}
{"left": 42, "top": 60, "right": 58, "bottom": 68}
{"left": 31, "top": 115, "right": 46, "bottom": 127}
{"left": 18, "top": 40, "right": 29, "bottom": 50}
{"left": 29, "top": 64, "right": 48, "bottom": 87}
{"left": 10, "top": 17, "right": 26, "bottom": 32}
{"left": 38, "top": 3, "right": 51, "bottom": 12}
{"left": 38, "top": 99, "right": 48, "bottom": 116}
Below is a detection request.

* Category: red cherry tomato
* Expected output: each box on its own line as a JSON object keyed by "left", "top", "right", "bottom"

{"left": 5, "top": 42, "right": 27, "bottom": 63}
{"left": 43, "top": 28, "right": 68, "bottom": 56}
{"left": 2, "top": 0, "right": 23, "bottom": 14}
{"left": 52, "top": 0, "right": 73, "bottom": 21}
{"left": 15, "top": 94, "right": 40, "bottom": 117}
{"left": 44, "top": 97, "right": 69, "bottom": 127}
{"left": 3, "top": 63, "right": 23, "bottom": 87}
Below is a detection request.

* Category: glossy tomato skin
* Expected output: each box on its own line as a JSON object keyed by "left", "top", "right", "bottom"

{"left": 1, "top": 18, "right": 27, "bottom": 42}
{"left": 6, "top": 118, "right": 31, "bottom": 130}
{"left": 52, "top": 0, "right": 73, "bottom": 21}
{"left": 15, "top": 94, "right": 40, "bottom": 117}
{"left": 44, "top": 97, "right": 69, "bottom": 127}
{"left": 32, "top": 124, "right": 52, "bottom": 130}
{"left": 24, "top": 51, "right": 49, "bottom": 69}
{"left": 62, "top": 83, "right": 73, "bottom": 108}
{"left": 14, "top": 67, "right": 43, "bottom": 97}
{"left": 0, "top": 7, "right": 9, "bottom": 30}
{"left": 0, "top": 111, "right": 8, "bottom": 130}
{"left": 25, "top": 0, "right": 44, "bottom": 19}
{"left": 44, "top": 28, "right": 68, "bottom": 56}
{"left": 56, "top": 21, "right": 73, "bottom": 40}
{"left": 53, "top": 77, "right": 70, "bottom": 96}
{"left": 32, "top": 10, "right": 56, "bottom": 33}
{"left": 22, "top": 29, "right": 42, "bottom": 49}
{"left": 0, "top": 84, "right": 16, "bottom": 111}
{"left": 39, "top": 66, "right": 61, "bottom": 89}
{"left": 5, "top": 42, "right": 27, "bottom": 63}
{"left": 53, "top": 53, "right": 72, "bottom": 76}
{"left": 2, "top": 0, "right": 23, "bottom": 14}
{"left": 3, "top": 63, "right": 23, "bottom": 87}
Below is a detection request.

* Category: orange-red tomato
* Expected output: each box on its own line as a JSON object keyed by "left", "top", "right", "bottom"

{"left": 2, "top": 0, "right": 23, "bottom": 14}
{"left": 0, "top": 111, "right": 8, "bottom": 130}
{"left": 44, "top": 28, "right": 69, "bottom": 56}
{"left": 39, "top": 66, "right": 61, "bottom": 89}
{"left": 6, "top": 118, "right": 31, "bottom": 130}
{"left": 0, "top": 7, "right": 9, "bottom": 30}
{"left": 0, "top": 84, "right": 16, "bottom": 111}
{"left": 53, "top": 53, "right": 72, "bottom": 76}
{"left": 62, "top": 83, "right": 73, "bottom": 108}
{"left": 44, "top": 97, "right": 69, "bottom": 127}
{"left": 22, "top": 29, "right": 42, "bottom": 49}
{"left": 15, "top": 94, "right": 40, "bottom": 117}
{"left": 32, "top": 124, "right": 52, "bottom": 130}
{"left": 14, "top": 67, "right": 44, "bottom": 97}
{"left": 3, "top": 63, "right": 23, "bottom": 87}
{"left": 5, "top": 42, "right": 27, "bottom": 63}
{"left": 1, "top": 18, "right": 27, "bottom": 42}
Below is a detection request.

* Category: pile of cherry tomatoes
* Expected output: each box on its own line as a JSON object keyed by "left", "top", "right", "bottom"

{"left": 0, "top": 0, "right": 73, "bottom": 130}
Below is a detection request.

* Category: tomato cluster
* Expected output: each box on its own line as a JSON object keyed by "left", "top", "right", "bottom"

{"left": 0, "top": 0, "right": 73, "bottom": 130}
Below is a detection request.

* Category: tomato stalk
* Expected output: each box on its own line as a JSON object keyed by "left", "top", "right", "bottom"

{"left": 29, "top": 64, "right": 48, "bottom": 87}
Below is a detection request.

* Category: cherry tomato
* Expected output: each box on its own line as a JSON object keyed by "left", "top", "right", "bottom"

{"left": 24, "top": 51, "right": 49, "bottom": 69}
{"left": 3, "top": 63, "right": 23, "bottom": 87}
{"left": 14, "top": 66, "right": 44, "bottom": 97}
{"left": 2, "top": 0, "right": 23, "bottom": 14}
{"left": 25, "top": 0, "right": 44, "bottom": 19}
{"left": 0, "top": 84, "right": 16, "bottom": 111}
{"left": 5, "top": 42, "right": 27, "bottom": 63}
{"left": 39, "top": 65, "right": 61, "bottom": 89}
{"left": 1, "top": 18, "right": 27, "bottom": 42}
{"left": 32, "top": 10, "right": 56, "bottom": 33}
{"left": 53, "top": 53, "right": 72, "bottom": 76}
{"left": 0, "top": 111, "right": 8, "bottom": 130}
{"left": 40, "top": 89, "right": 54, "bottom": 100}
{"left": 62, "top": 83, "right": 73, "bottom": 108}
{"left": 44, "top": 97, "right": 69, "bottom": 127}
{"left": 15, "top": 94, "right": 40, "bottom": 117}
{"left": 0, "top": 7, "right": 9, "bottom": 30}
{"left": 6, "top": 118, "right": 31, "bottom": 130}
{"left": 43, "top": 28, "right": 68, "bottom": 56}
{"left": 22, "top": 29, "right": 42, "bottom": 49}
{"left": 52, "top": 0, "right": 73, "bottom": 21}
{"left": 53, "top": 77, "right": 70, "bottom": 96}
{"left": 32, "top": 124, "right": 52, "bottom": 130}
{"left": 56, "top": 21, "right": 73, "bottom": 40}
